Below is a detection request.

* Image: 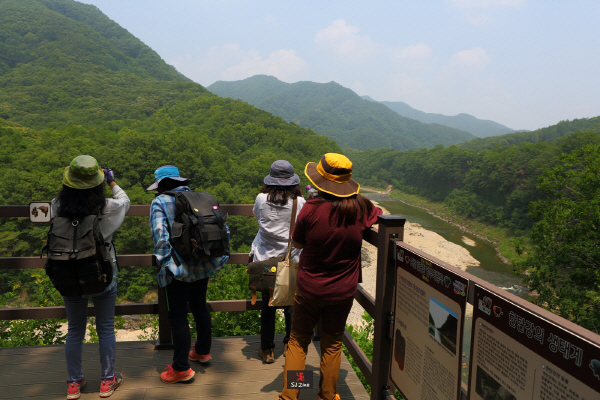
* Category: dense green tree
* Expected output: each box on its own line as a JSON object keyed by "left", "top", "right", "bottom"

{"left": 351, "top": 129, "right": 600, "bottom": 233}
{"left": 516, "top": 144, "right": 600, "bottom": 333}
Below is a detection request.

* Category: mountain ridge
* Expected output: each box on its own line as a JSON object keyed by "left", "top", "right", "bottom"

{"left": 362, "top": 96, "right": 519, "bottom": 138}
{"left": 209, "top": 75, "right": 476, "bottom": 151}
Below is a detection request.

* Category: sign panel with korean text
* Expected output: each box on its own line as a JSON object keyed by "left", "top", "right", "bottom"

{"left": 468, "top": 284, "right": 600, "bottom": 400}
{"left": 390, "top": 242, "right": 469, "bottom": 400}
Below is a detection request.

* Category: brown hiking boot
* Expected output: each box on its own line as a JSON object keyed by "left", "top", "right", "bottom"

{"left": 258, "top": 347, "right": 275, "bottom": 364}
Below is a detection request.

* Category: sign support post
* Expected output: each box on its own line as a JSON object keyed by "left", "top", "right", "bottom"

{"left": 371, "top": 215, "right": 406, "bottom": 400}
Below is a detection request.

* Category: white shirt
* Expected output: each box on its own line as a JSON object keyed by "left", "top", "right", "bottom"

{"left": 250, "top": 193, "right": 305, "bottom": 262}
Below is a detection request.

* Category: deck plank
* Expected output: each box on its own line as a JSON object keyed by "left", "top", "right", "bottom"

{"left": 0, "top": 335, "right": 369, "bottom": 400}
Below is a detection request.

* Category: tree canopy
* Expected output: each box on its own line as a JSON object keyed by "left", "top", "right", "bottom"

{"left": 516, "top": 144, "right": 600, "bottom": 332}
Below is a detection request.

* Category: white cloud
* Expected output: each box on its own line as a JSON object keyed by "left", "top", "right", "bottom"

{"left": 449, "top": 47, "right": 491, "bottom": 68}
{"left": 315, "top": 19, "right": 379, "bottom": 60}
{"left": 221, "top": 49, "right": 308, "bottom": 82}
{"left": 393, "top": 43, "right": 432, "bottom": 61}
{"left": 170, "top": 45, "right": 307, "bottom": 85}
{"left": 447, "top": 0, "right": 526, "bottom": 8}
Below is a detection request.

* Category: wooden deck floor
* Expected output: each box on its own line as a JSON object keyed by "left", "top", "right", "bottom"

{"left": 0, "top": 335, "right": 369, "bottom": 400}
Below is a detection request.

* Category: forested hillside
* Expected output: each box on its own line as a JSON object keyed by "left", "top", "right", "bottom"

{"left": 349, "top": 124, "right": 600, "bottom": 233}
{"left": 0, "top": 0, "right": 340, "bottom": 307}
{"left": 208, "top": 75, "right": 476, "bottom": 151}
{"left": 0, "top": 0, "right": 205, "bottom": 129}
{"left": 362, "top": 97, "right": 517, "bottom": 138}
{"left": 457, "top": 117, "right": 600, "bottom": 151}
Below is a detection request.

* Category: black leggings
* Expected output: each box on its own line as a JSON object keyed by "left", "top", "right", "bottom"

{"left": 260, "top": 290, "right": 293, "bottom": 350}
{"left": 164, "top": 277, "right": 211, "bottom": 371}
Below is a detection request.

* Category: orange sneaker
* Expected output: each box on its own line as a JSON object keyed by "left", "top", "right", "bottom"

{"left": 67, "top": 377, "right": 86, "bottom": 399}
{"left": 318, "top": 395, "right": 340, "bottom": 400}
{"left": 189, "top": 348, "right": 212, "bottom": 363}
{"left": 160, "top": 365, "right": 195, "bottom": 383}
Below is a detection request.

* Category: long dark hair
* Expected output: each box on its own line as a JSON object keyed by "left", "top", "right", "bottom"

{"left": 260, "top": 184, "right": 303, "bottom": 206}
{"left": 313, "top": 192, "right": 374, "bottom": 228}
{"left": 56, "top": 184, "right": 106, "bottom": 220}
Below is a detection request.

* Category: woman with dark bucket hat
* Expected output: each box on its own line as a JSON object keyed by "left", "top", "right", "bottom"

{"left": 51, "top": 155, "right": 129, "bottom": 399}
{"left": 251, "top": 160, "right": 306, "bottom": 363}
{"left": 279, "top": 153, "right": 382, "bottom": 400}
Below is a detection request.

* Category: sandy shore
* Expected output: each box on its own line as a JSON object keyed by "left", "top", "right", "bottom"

{"left": 346, "top": 200, "right": 477, "bottom": 327}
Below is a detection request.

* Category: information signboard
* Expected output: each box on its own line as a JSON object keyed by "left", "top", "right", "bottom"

{"left": 390, "top": 243, "right": 469, "bottom": 400}
{"left": 469, "top": 284, "right": 600, "bottom": 400}
{"left": 29, "top": 202, "right": 52, "bottom": 223}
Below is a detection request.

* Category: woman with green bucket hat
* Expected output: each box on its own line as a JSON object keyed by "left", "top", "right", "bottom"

{"left": 51, "top": 155, "right": 130, "bottom": 399}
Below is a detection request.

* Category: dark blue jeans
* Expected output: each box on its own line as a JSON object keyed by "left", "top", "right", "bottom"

{"left": 164, "top": 277, "right": 211, "bottom": 372}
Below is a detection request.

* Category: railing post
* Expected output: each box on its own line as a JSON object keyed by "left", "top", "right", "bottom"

{"left": 153, "top": 256, "right": 173, "bottom": 350}
{"left": 371, "top": 215, "right": 405, "bottom": 400}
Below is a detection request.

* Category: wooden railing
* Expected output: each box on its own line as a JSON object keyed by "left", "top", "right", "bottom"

{"left": 2, "top": 205, "right": 599, "bottom": 400}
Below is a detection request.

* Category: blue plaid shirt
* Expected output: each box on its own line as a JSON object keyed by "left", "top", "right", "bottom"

{"left": 150, "top": 186, "right": 229, "bottom": 287}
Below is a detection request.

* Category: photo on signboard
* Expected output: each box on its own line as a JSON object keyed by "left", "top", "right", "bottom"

{"left": 475, "top": 366, "right": 516, "bottom": 400}
{"left": 394, "top": 329, "right": 406, "bottom": 371}
{"left": 428, "top": 296, "right": 458, "bottom": 354}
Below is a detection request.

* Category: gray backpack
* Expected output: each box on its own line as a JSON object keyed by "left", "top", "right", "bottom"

{"left": 42, "top": 215, "right": 113, "bottom": 297}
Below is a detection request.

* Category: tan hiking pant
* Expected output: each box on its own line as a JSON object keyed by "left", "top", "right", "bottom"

{"left": 279, "top": 293, "right": 354, "bottom": 400}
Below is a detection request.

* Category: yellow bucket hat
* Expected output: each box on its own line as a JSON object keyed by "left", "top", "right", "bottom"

{"left": 304, "top": 153, "right": 360, "bottom": 197}
{"left": 62, "top": 155, "right": 104, "bottom": 189}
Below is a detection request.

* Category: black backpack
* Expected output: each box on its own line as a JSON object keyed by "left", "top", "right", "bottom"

{"left": 164, "top": 191, "right": 229, "bottom": 262}
{"left": 42, "top": 215, "right": 113, "bottom": 297}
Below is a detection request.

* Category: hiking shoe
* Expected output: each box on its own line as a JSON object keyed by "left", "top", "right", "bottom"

{"left": 258, "top": 347, "right": 275, "bottom": 364}
{"left": 66, "top": 377, "right": 86, "bottom": 400}
{"left": 100, "top": 372, "right": 123, "bottom": 398}
{"left": 160, "top": 365, "right": 195, "bottom": 383}
{"left": 189, "top": 348, "right": 212, "bottom": 363}
{"left": 283, "top": 343, "right": 289, "bottom": 357}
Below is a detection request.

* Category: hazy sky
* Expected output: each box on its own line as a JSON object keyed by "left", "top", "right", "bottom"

{"left": 78, "top": 0, "right": 599, "bottom": 131}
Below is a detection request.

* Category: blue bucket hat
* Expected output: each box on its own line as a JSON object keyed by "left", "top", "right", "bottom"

{"left": 146, "top": 165, "right": 189, "bottom": 191}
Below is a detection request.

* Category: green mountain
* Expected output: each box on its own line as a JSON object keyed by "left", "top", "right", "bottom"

{"left": 361, "top": 96, "right": 518, "bottom": 138}
{"left": 0, "top": 0, "right": 207, "bottom": 129}
{"left": 457, "top": 116, "right": 600, "bottom": 151}
{"left": 208, "top": 75, "right": 476, "bottom": 151}
{"left": 0, "top": 0, "right": 340, "bottom": 262}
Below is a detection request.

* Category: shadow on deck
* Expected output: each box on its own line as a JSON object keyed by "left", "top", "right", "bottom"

{"left": 0, "top": 334, "right": 369, "bottom": 400}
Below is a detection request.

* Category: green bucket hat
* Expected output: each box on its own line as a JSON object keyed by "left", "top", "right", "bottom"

{"left": 62, "top": 155, "right": 105, "bottom": 189}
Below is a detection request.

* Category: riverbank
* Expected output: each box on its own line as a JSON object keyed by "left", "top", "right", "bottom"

{"left": 348, "top": 200, "right": 478, "bottom": 326}
{"left": 387, "top": 188, "right": 529, "bottom": 265}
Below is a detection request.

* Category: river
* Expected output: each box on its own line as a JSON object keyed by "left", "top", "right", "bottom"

{"left": 364, "top": 193, "right": 527, "bottom": 298}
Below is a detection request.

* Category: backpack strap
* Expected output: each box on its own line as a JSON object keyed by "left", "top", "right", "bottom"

{"left": 211, "top": 205, "right": 228, "bottom": 255}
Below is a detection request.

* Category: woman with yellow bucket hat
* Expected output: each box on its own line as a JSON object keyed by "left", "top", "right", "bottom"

{"left": 279, "top": 153, "right": 382, "bottom": 400}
